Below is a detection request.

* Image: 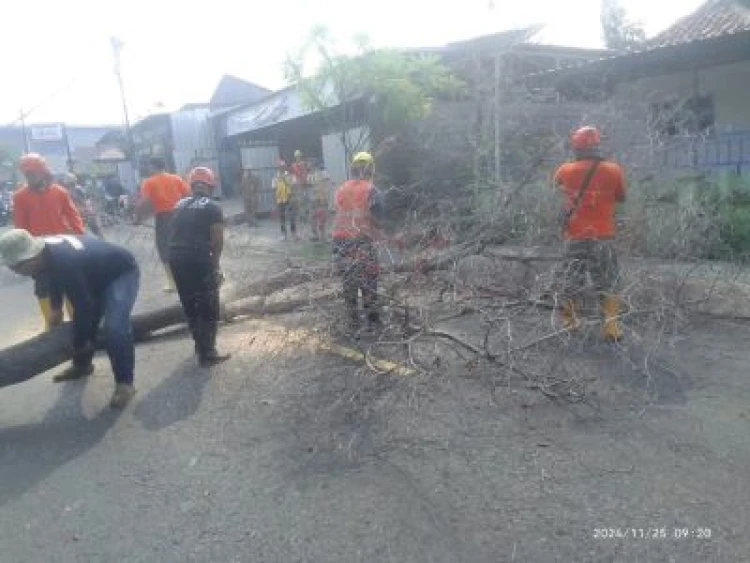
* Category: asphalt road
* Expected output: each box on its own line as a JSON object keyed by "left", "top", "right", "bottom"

{"left": 1, "top": 216, "right": 748, "bottom": 561}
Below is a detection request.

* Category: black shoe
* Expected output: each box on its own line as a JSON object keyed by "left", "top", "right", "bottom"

{"left": 53, "top": 363, "right": 95, "bottom": 383}
{"left": 199, "top": 350, "right": 231, "bottom": 368}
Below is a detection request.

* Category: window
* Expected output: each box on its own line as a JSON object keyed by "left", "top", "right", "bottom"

{"left": 648, "top": 95, "right": 715, "bottom": 137}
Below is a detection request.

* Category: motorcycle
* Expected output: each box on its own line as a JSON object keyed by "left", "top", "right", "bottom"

{"left": 0, "top": 192, "right": 12, "bottom": 227}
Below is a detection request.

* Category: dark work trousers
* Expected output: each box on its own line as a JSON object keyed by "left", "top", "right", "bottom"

{"left": 73, "top": 268, "right": 140, "bottom": 385}
{"left": 170, "top": 256, "right": 220, "bottom": 358}
{"left": 332, "top": 238, "right": 379, "bottom": 320}
{"left": 154, "top": 211, "right": 174, "bottom": 264}
{"left": 278, "top": 202, "right": 297, "bottom": 237}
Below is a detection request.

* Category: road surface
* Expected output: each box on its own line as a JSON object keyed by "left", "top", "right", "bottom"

{"left": 0, "top": 215, "right": 748, "bottom": 562}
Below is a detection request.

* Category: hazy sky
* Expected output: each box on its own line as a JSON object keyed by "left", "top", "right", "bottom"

{"left": 0, "top": 0, "right": 704, "bottom": 126}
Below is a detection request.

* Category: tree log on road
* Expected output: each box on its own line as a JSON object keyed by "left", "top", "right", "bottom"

{"left": 0, "top": 291, "right": 334, "bottom": 389}
{"left": 0, "top": 245, "right": 559, "bottom": 388}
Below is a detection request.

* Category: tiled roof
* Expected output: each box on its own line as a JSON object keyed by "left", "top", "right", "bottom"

{"left": 648, "top": 0, "right": 750, "bottom": 48}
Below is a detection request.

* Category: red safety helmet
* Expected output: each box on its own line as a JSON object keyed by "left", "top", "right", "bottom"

{"left": 188, "top": 166, "right": 217, "bottom": 188}
{"left": 277, "top": 159, "right": 287, "bottom": 169}
{"left": 570, "top": 126, "right": 601, "bottom": 151}
{"left": 19, "top": 153, "right": 51, "bottom": 176}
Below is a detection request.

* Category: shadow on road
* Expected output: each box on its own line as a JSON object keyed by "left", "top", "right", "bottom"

{"left": 133, "top": 358, "right": 211, "bottom": 432}
{"left": 0, "top": 380, "right": 121, "bottom": 508}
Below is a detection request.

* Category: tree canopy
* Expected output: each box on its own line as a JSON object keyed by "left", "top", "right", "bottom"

{"left": 601, "top": 0, "right": 647, "bottom": 51}
{"left": 284, "top": 27, "right": 462, "bottom": 139}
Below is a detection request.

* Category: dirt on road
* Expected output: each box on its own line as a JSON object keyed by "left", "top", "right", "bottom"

{"left": 0, "top": 211, "right": 748, "bottom": 562}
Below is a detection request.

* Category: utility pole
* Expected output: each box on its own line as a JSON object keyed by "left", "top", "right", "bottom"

{"left": 111, "top": 36, "right": 137, "bottom": 189}
{"left": 62, "top": 123, "right": 74, "bottom": 173}
{"left": 19, "top": 108, "right": 30, "bottom": 153}
{"left": 493, "top": 53, "right": 503, "bottom": 187}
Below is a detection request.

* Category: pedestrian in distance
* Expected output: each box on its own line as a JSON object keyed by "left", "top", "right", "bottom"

{"left": 13, "top": 153, "right": 85, "bottom": 330}
{"left": 291, "top": 149, "right": 311, "bottom": 228}
{"left": 136, "top": 156, "right": 191, "bottom": 293}
{"left": 274, "top": 160, "right": 298, "bottom": 241}
{"left": 61, "top": 173, "right": 105, "bottom": 239}
{"left": 168, "top": 166, "right": 231, "bottom": 368}
{"left": 240, "top": 169, "right": 261, "bottom": 228}
{"left": 0, "top": 229, "right": 140, "bottom": 407}
{"left": 310, "top": 162, "right": 332, "bottom": 241}
{"left": 553, "top": 126, "right": 627, "bottom": 342}
{"left": 332, "top": 151, "right": 386, "bottom": 336}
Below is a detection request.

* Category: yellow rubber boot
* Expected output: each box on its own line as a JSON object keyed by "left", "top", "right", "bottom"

{"left": 601, "top": 294, "right": 624, "bottom": 342}
{"left": 561, "top": 299, "right": 582, "bottom": 331}
{"left": 39, "top": 297, "right": 62, "bottom": 330}
{"left": 38, "top": 297, "right": 55, "bottom": 331}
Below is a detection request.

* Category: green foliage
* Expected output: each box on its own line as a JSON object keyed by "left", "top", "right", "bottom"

{"left": 284, "top": 27, "right": 463, "bottom": 136}
{"left": 600, "top": 0, "right": 647, "bottom": 51}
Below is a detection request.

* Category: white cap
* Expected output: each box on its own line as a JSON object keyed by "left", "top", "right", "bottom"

{"left": 0, "top": 229, "right": 46, "bottom": 267}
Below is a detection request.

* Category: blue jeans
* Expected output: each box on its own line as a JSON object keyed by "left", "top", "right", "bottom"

{"left": 102, "top": 268, "right": 140, "bottom": 385}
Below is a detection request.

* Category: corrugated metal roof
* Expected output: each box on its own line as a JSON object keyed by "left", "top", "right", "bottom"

{"left": 648, "top": 0, "right": 750, "bottom": 48}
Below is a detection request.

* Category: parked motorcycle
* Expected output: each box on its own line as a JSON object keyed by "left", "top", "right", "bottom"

{"left": 0, "top": 191, "right": 12, "bottom": 227}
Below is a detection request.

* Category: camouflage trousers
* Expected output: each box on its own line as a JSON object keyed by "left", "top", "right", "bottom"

{"left": 556, "top": 239, "right": 620, "bottom": 298}
{"left": 332, "top": 238, "right": 379, "bottom": 313}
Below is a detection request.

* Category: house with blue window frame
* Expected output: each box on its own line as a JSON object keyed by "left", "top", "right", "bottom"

{"left": 532, "top": 0, "right": 750, "bottom": 175}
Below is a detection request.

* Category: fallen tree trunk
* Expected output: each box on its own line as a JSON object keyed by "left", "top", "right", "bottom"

{"left": 0, "top": 244, "right": 563, "bottom": 387}
{"left": 0, "top": 291, "right": 334, "bottom": 389}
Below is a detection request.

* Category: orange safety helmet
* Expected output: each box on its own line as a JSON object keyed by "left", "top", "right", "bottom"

{"left": 188, "top": 166, "right": 217, "bottom": 188}
{"left": 19, "top": 153, "right": 51, "bottom": 176}
{"left": 570, "top": 126, "right": 601, "bottom": 151}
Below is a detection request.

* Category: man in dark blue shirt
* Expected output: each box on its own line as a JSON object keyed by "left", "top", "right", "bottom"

{"left": 168, "top": 167, "right": 230, "bottom": 367}
{"left": 0, "top": 229, "right": 140, "bottom": 408}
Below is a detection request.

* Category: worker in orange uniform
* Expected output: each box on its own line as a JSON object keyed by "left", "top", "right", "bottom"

{"left": 137, "top": 156, "right": 191, "bottom": 292}
{"left": 332, "top": 152, "right": 385, "bottom": 335}
{"left": 13, "top": 153, "right": 85, "bottom": 329}
{"left": 553, "top": 126, "right": 627, "bottom": 341}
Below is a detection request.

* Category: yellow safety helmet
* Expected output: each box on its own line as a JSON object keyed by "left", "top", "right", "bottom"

{"left": 352, "top": 152, "right": 374, "bottom": 166}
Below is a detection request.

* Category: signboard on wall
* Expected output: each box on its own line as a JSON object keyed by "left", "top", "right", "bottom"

{"left": 29, "top": 123, "right": 64, "bottom": 142}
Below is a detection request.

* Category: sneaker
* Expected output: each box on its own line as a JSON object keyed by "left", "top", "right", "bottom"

{"left": 53, "top": 363, "right": 94, "bottom": 383}
{"left": 199, "top": 350, "right": 232, "bottom": 368}
{"left": 110, "top": 384, "right": 136, "bottom": 408}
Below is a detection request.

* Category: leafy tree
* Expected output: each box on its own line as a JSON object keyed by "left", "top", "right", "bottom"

{"left": 284, "top": 27, "right": 462, "bottom": 170}
{"left": 601, "top": 0, "right": 647, "bottom": 51}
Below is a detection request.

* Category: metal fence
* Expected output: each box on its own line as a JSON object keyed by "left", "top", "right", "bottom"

{"left": 633, "top": 130, "right": 750, "bottom": 175}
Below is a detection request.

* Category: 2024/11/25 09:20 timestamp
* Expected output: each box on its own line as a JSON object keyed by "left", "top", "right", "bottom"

{"left": 593, "top": 528, "right": 713, "bottom": 540}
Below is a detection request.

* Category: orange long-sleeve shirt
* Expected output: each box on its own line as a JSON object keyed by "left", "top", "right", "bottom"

{"left": 13, "top": 184, "right": 85, "bottom": 236}
{"left": 554, "top": 159, "right": 627, "bottom": 240}
{"left": 141, "top": 172, "right": 191, "bottom": 214}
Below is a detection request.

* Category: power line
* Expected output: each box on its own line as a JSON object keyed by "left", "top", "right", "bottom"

{"left": 3, "top": 76, "right": 81, "bottom": 127}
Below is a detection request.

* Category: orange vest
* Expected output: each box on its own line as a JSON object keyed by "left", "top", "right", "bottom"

{"left": 332, "top": 180, "right": 375, "bottom": 240}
